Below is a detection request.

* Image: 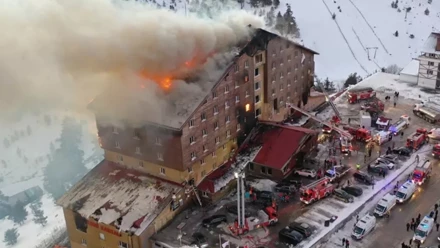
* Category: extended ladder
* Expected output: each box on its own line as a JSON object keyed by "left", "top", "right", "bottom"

{"left": 191, "top": 185, "right": 202, "bottom": 207}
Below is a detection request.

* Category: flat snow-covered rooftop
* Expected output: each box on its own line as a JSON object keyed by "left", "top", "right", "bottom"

{"left": 57, "top": 160, "right": 182, "bottom": 235}
{"left": 400, "top": 59, "right": 419, "bottom": 76}
{"left": 422, "top": 32, "right": 440, "bottom": 55}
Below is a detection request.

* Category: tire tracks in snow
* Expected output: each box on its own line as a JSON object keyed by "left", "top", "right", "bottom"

{"left": 347, "top": 0, "right": 390, "bottom": 55}
{"left": 321, "top": 0, "right": 369, "bottom": 74}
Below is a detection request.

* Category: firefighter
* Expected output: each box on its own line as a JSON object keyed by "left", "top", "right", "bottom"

{"left": 356, "top": 164, "right": 361, "bottom": 170}
{"left": 415, "top": 154, "right": 419, "bottom": 163}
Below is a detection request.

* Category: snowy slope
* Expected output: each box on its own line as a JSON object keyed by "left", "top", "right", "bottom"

{"left": 279, "top": 0, "right": 440, "bottom": 79}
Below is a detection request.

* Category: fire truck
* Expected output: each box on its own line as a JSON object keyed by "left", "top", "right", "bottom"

{"left": 406, "top": 128, "right": 428, "bottom": 150}
{"left": 362, "top": 98, "right": 385, "bottom": 118}
{"left": 388, "top": 115, "right": 410, "bottom": 135}
{"left": 343, "top": 126, "right": 372, "bottom": 142}
{"left": 374, "top": 130, "right": 392, "bottom": 145}
{"left": 299, "top": 177, "right": 334, "bottom": 205}
{"left": 229, "top": 207, "right": 278, "bottom": 235}
{"left": 411, "top": 160, "right": 432, "bottom": 185}
{"left": 347, "top": 87, "right": 376, "bottom": 104}
{"left": 432, "top": 144, "right": 440, "bottom": 158}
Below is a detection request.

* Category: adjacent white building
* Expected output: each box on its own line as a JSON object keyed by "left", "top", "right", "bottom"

{"left": 399, "top": 59, "right": 419, "bottom": 84}
{"left": 417, "top": 32, "right": 440, "bottom": 89}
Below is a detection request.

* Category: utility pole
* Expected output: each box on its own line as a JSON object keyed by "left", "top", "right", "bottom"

{"left": 234, "top": 171, "right": 246, "bottom": 231}
{"left": 366, "top": 47, "right": 378, "bottom": 60}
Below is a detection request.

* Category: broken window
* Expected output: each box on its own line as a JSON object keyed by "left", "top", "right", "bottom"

{"left": 74, "top": 213, "right": 88, "bottom": 233}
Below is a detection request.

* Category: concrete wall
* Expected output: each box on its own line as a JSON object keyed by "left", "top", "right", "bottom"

{"left": 399, "top": 73, "right": 418, "bottom": 84}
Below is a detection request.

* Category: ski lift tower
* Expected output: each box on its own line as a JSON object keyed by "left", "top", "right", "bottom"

{"left": 234, "top": 170, "right": 246, "bottom": 231}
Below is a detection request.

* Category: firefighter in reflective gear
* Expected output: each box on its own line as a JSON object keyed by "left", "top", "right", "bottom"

{"left": 356, "top": 164, "right": 361, "bottom": 170}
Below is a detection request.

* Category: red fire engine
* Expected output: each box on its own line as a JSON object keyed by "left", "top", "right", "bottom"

{"left": 229, "top": 207, "right": 278, "bottom": 235}
{"left": 433, "top": 144, "right": 440, "bottom": 158}
{"left": 406, "top": 128, "right": 428, "bottom": 150}
{"left": 299, "top": 177, "right": 334, "bottom": 205}
{"left": 343, "top": 126, "right": 372, "bottom": 142}
{"left": 348, "top": 87, "right": 376, "bottom": 104}
{"left": 412, "top": 160, "right": 432, "bottom": 185}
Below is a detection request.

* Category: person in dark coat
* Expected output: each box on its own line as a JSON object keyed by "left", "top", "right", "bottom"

{"left": 409, "top": 238, "right": 412, "bottom": 245}
{"left": 342, "top": 238, "right": 346, "bottom": 246}
{"left": 406, "top": 222, "right": 410, "bottom": 231}
{"left": 436, "top": 222, "right": 439, "bottom": 231}
{"left": 345, "top": 239, "right": 349, "bottom": 248}
{"left": 401, "top": 242, "right": 406, "bottom": 248}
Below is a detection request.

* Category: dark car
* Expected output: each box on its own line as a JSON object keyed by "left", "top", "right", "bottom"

{"left": 392, "top": 147, "right": 412, "bottom": 156}
{"left": 281, "top": 179, "right": 302, "bottom": 189}
{"left": 380, "top": 154, "right": 399, "bottom": 164}
{"left": 253, "top": 190, "right": 276, "bottom": 206}
{"left": 202, "top": 215, "right": 227, "bottom": 228}
{"left": 288, "top": 222, "right": 313, "bottom": 238}
{"left": 275, "top": 183, "right": 296, "bottom": 194}
{"left": 279, "top": 228, "right": 304, "bottom": 246}
{"left": 190, "top": 232, "right": 208, "bottom": 248}
{"left": 342, "top": 186, "right": 363, "bottom": 197}
{"left": 353, "top": 171, "right": 374, "bottom": 185}
{"left": 368, "top": 164, "right": 388, "bottom": 175}
{"left": 333, "top": 189, "right": 354, "bottom": 203}
{"left": 226, "top": 204, "right": 251, "bottom": 217}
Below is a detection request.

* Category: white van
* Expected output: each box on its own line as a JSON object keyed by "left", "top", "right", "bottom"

{"left": 395, "top": 181, "right": 417, "bottom": 203}
{"left": 374, "top": 193, "right": 396, "bottom": 217}
{"left": 413, "top": 216, "right": 435, "bottom": 244}
{"left": 351, "top": 214, "right": 376, "bottom": 240}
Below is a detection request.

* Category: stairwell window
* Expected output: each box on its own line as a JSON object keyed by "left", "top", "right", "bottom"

{"left": 224, "top": 85, "right": 230, "bottom": 94}
{"left": 189, "top": 119, "right": 195, "bottom": 128}
{"left": 201, "top": 112, "right": 206, "bottom": 121}
{"left": 115, "top": 141, "right": 120, "bottom": 149}
{"left": 160, "top": 167, "right": 166, "bottom": 175}
{"left": 213, "top": 106, "right": 219, "bottom": 115}
{"left": 191, "top": 152, "right": 197, "bottom": 161}
{"left": 225, "top": 115, "right": 230, "bottom": 124}
{"left": 157, "top": 152, "right": 164, "bottom": 161}
{"left": 119, "top": 241, "right": 128, "bottom": 248}
{"left": 214, "top": 122, "right": 219, "bottom": 130}
{"left": 189, "top": 136, "right": 196, "bottom": 145}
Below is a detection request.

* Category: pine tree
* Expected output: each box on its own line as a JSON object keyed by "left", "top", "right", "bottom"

{"left": 425, "top": 8, "right": 430, "bottom": 15}
{"left": 44, "top": 117, "right": 87, "bottom": 200}
{"left": 344, "top": 73, "right": 361, "bottom": 88}
{"left": 3, "top": 228, "right": 19, "bottom": 246}
{"left": 250, "top": 0, "right": 259, "bottom": 8}
{"left": 31, "top": 203, "right": 47, "bottom": 227}
{"left": 266, "top": 8, "right": 275, "bottom": 26}
{"left": 9, "top": 201, "right": 27, "bottom": 225}
{"left": 275, "top": 11, "right": 285, "bottom": 34}
{"left": 283, "top": 4, "right": 300, "bottom": 37}
{"left": 273, "top": 0, "right": 280, "bottom": 8}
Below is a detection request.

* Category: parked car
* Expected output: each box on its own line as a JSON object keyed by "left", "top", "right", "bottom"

{"left": 190, "top": 232, "right": 208, "bottom": 248}
{"left": 293, "top": 169, "right": 317, "bottom": 178}
{"left": 392, "top": 147, "right": 412, "bottom": 156}
{"left": 342, "top": 186, "right": 363, "bottom": 197}
{"left": 202, "top": 215, "right": 227, "bottom": 228}
{"left": 225, "top": 205, "right": 251, "bottom": 217}
{"left": 281, "top": 179, "right": 302, "bottom": 189}
{"left": 368, "top": 164, "right": 389, "bottom": 175}
{"left": 380, "top": 154, "right": 399, "bottom": 164}
{"left": 279, "top": 228, "right": 304, "bottom": 246}
{"left": 253, "top": 190, "right": 276, "bottom": 206}
{"left": 374, "top": 158, "right": 395, "bottom": 170}
{"left": 275, "top": 183, "right": 296, "bottom": 194}
{"left": 288, "top": 222, "right": 313, "bottom": 238}
{"left": 333, "top": 189, "right": 354, "bottom": 203}
{"left": 353, "top": 171, "right": 375, "bottom": 185}
{"left": 427, "top": 128, "right": 440, "bottom": 141}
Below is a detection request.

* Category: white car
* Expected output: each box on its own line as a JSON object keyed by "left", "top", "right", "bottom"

{"left": 294, "top": 169, "right": 317, "bottom": 178}
{"left": 374, "top": 158, "right": 395, "bottom": 170}
{"left": 428, "top": 128, "right": 440, "bottom": 140}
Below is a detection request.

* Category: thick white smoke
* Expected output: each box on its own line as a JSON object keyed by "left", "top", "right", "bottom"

{"left": 0, "top": 0, "right": 264, "bottom": 124}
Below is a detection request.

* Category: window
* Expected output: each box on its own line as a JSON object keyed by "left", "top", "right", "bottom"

{"left": 212, "top": 151, "right": 216, "bottom": 157}
{"left": 99, "top": 233, "right": 105, "bottom": 240}
{"left": 225, "top": 73, "right": 229, "bottom": 80}
{"left": 294, "top": 75, "right": 298, "bottom": 81}
{"left": 112, "top": 127, "right": 118, "bottom": 134}
{"left": 225, "top": 115, "right": 230, "bottom": 123}
{"left": 189, "top": 136, "right": 196, "bottom": 144}
{"left": 187, "top": 166, "right": 193, "bottom": 173}
{"left": 200, "top": 159, "right": 205, "bottom": 165}
{"left": 287, "top": 67, "right": 291, "bottom": 74}
{"left": 255, "top": 95, "right": 260, "bottom": 103}
{"left": 202, "top": 191, "right": 209, "bottom": 198}
{"left": 261, "top": 167, "right": 266, "bottom": 174}
{"left": 287, "top": 79, "right": 291, "bottom": 87}
{"left": 133, "top": 129, "right": 141, "bottom": 139}
{"left": 212, "top": 91, "right": 218, "bottom": 99}
{"left": 202, "top": 129, "right": 207, "bottom": 136}
{"left": 255, "top": 82, "right": 260, "bottom": 90}
{"left": 81, "top": 239, "right": 87, "bottom": 246}
{"left": 201, "top": 112, "right": 206, "bottom": 121}
{"left": 272, "top": 62, "right": 276, "bottom": 69}
{"left": 255, "top": 108, "right": 261, "bottom": 117}
{"left": 160, "top": 167, "right": 166, "bottom": 174}
{"left": 234, "top": 64, "right": 239, "bottom": 72}
{"left": 245, "top": 90, "right": 250, "bottom": 97}
{"left": 295, "top": 51, "right": 299, "bottom": 57}
{"left": 119, "top": 241, "right": 128, "bottom": 248}
{"left": 272, "top": 74, "right": 276, "bottom": 83}
{"left": 237, "top": 123, "right": 241, "bottom": 131}
{"left": 235, "top": 95, "right": 240, "bottom": 103}
{"left": 249, "top": 163, "right": 254, "bottom": 170}
{"left": 215, "top": 136, "right": 220, "bottom": 144}
{"left": 115, "top": 141, "right": 120, "bottom": 149}
{"left": 157, "top": 152, "right": 164, "bottom": 161}
{"left": 268, "top": 168, "right": 273, "bottom": 175}
{"left": 245, "top": 104, "right": 250, "bottom": 112}
{"left": 213, "top": 162, "right": 217, "bottom": 169}
{"left": 271, "top": 88, "right": 275, "bottom": 95}
{"left": 191, "top": 152, "right": 196, "bottom": 161}
{"left": 224, "top": 85, "right": 230, "bottom": 93}
{"left": 155, "top": 137, "right": 162, "bottom": 145}
{"left": 287, "top": 55, "right": 291, "bottom": 61}
{"left": 428, "top": 70, "right": 434, "bottom": 75}
{"left": 280, "top": 84, "right": 284, "bottom": 91}
{"left": 135, "top": 146, "right": 141, "bottom": 154}
{"left": 225, "top": 101, "right": 230, "bottom": 109}
{"left": 255, "top": 54, "right": 263, "bottom": 63}
{"left": 280, "top": 58, "right": 284, "bottom": 65}
{"left": 201, "top": 170, "right": 206, "bottom": 177}
{"left": 280, "top": 72, "right": 284, "bottom": 78}
{"left": 226, "top": 130, "right": 231, "bottom": 137}
{"left": 213, "top": 106, "right": 219, "bottom": 115}
{"left": 138, "top": 161, "right": 144, "bottom": 167}
{"left": 235, "top": 81, "right": 239, "bottom": 88}
{"left": 214, "top": 121, "right": 219, "bottom": 130}
{"left": 244, "top": 60, "right": 249, "bottom": 68}
{"left": 254, "top": 68, "right": 259, "bottom": 76}
{"left": 295, "top": 64, "right": 298, "bottom": 70}
{"left": 203, "top": 145, "right": 208, "bottom": 152}
{"left": 189, "top": 119, "right": 195, "bottom": 128}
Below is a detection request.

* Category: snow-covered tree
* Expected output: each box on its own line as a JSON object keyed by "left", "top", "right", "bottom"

{"left": 283, "top": 4, "right": 300, "bottom": 37}
{"left": 425, "top": 8, "right": 430, "bottom": 15}
{"left": 385, "top": 64, "right": 402, "bottom": 74}
{"left": 9, "top": 201, "right": 27, "bottom": 225}
{"left": 3, "top": 228, "right": 19, "bottom": 246}
{"left": 428, "top": 0, "right": 432, "bottom": 4}
{"left": 250, "top": 0, "right": 259, "bottom": 8}
{"left": 266, "top": 8, "right": 275, "bottom": 26}
{"left": 31, "top": 203, "right": 48, "bottom": 226}
{"left": 275, "top": 11, "right": 285, "bottom": 34}
{"left": 273, "top": 0, "right": 280, "bottom": 8}
{"left": 344, "top": 73, "right": 361, "bottom": 88}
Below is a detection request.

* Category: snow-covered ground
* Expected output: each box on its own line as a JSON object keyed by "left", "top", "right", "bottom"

{"left": 0, "top": 195, "right": 65, "bottom": 248}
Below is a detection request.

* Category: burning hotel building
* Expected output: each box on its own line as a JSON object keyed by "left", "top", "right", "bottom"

{"left": 57, "top": 28, "right": 318, "bottom": 248}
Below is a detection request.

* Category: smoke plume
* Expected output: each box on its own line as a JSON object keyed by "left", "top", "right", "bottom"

{"left": 0, "top": 0, "right": 264, "bottom": 125}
